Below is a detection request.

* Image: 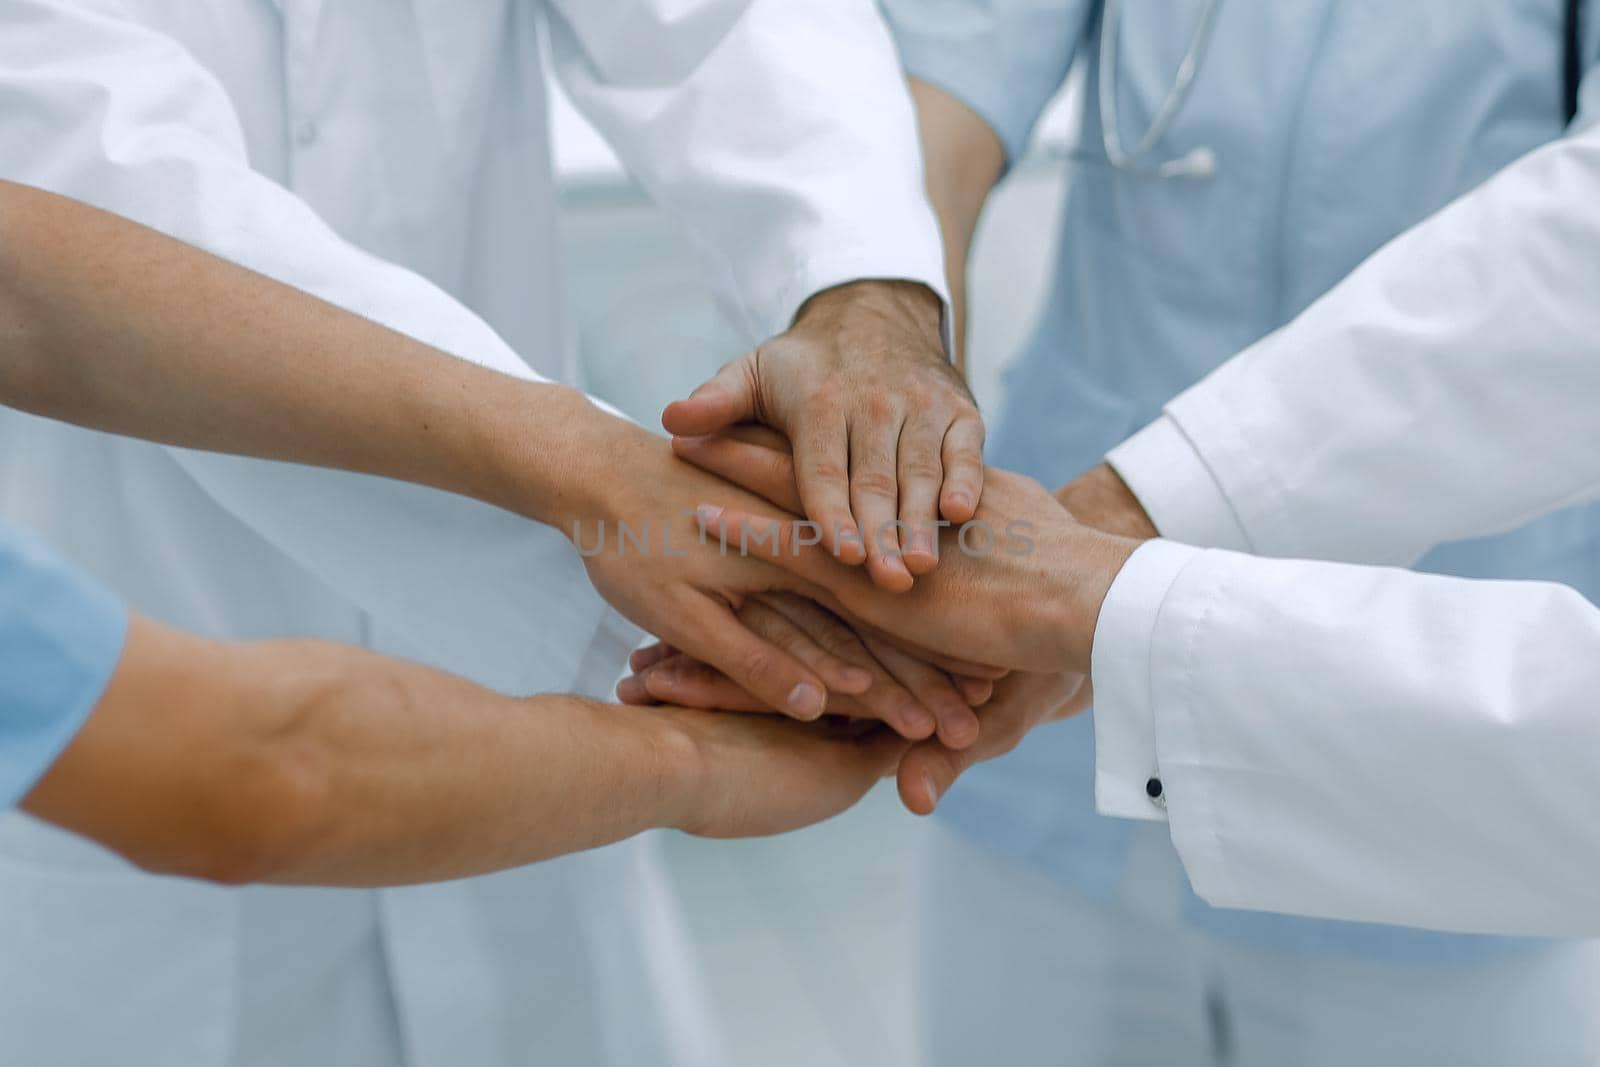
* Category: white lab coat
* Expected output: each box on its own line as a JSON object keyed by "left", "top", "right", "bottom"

{"left": 0, "top": 1, "right": 945, "bottom": 1063}
{"left": 1090, "top": 122, "right": 1600, "bottom": 938}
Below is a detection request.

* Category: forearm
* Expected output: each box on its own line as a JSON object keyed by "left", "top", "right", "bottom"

{"left": 908, "top": 78, "right": 1004, "bottom": 362}
{"left": 22, "top": 616, "right": 693, "bottom": 887}
{"left": 0, "top": 181, "right": 611, "bottom": 530}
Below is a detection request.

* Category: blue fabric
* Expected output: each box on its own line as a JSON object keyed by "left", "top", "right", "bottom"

{"left": 0, "top": 522, "right": 127, "bottom": 808}
{"left": 886, "top": 0, "right": 1600, "bottom": 961}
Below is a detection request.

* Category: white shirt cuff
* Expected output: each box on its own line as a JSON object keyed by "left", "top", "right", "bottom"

{"left": 1107, "top": 416, "right": 1252, "bottom": 552}
{"left": 1091, "top": 539, "right": 1201, "bottom": 822}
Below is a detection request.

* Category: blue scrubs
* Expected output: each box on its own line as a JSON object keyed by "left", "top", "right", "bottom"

{"left": 884, "top": 0, "right": 1600, "bottom": 960}
{"left": 0, "top": 522, "right": 127, "bottom": 808}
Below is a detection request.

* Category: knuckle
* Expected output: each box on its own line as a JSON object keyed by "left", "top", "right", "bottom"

{"left": 900, "top": 456, "right": 945, "bottom": 484}
{"left": 851, "top": 469, "right": 899, "bottom": 501}
{"left": 734, "top": 644, "right": 780, "bottom": 687}
{"left": 804, "top": 458, "right": 850, "bottom": 488}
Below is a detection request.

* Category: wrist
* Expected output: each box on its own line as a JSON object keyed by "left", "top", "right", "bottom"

{"left": 791, "top": 279, "right": 945, "bottom": 355}
{"left": 1056, "top": 464, "right": 1159, "bottom": 540}
{"left": 638, "top": 709, "right": 713, "bottom": 835}
{"left": 1038, "top": 527, "right": 1141, "bottom": 674}
{"left": 473, "top": 382, "right": 641, "bottom": 538}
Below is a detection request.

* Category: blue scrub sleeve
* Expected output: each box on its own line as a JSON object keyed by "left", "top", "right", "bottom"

{"left": 880, "top": 0, "right": 1093, "bottom": 166}
{"left": 0, "top": 523, "right": 128, "bottom": 808}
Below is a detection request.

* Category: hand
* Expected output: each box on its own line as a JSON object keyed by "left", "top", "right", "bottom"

{"left": 895, "top": 671, "right": 1092, "bottom": 816}
{"left": 617, "top": 594, "right": 1000, "bottom": 748}
{"left": 553, "top": 408, "right": 886, "bottom": 721}
{"left": 656, "top": 706, "right": 908, "bottom": 839}
{"left": 662, "top": 280, "right": 983, "bottom": 591}
{"left": 674, "top": 429, "right": 1138, "bottom": 675}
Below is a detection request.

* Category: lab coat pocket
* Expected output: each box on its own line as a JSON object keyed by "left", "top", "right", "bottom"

{"left": 0, "top": 813, "right": 237, "bottom": 1067}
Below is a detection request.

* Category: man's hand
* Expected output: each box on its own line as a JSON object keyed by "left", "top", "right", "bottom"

{"left": 897, "top": 671, "right": 1092, "bottom": 816}
{"left": 662, "top": 280, "right": 983, "bottom": 591}
{"left": 686, "top": 436, "right": 1138, "bottom": 676}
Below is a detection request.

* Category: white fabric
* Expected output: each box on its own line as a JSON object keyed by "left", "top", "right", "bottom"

{"left": 0, "top": 0, "right": 944, "bottom": 1063}
{"left": 1113, "top": 127, "right": 1600, "bottom": 568}
{"left": 1107, "top": 416, "right": 1251, "bottom": 553}
{"left": 1091, "top": 125, "right": 1600, "bottom": 935}
{"left": 1089, "top": 539, "right": 1192, "bottom": 821}
{"left": 918, "top": 821, "right": 1600, "bottom": 1067}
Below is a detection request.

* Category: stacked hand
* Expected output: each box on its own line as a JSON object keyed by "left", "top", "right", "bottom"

{"left": 616, "top": 424, "right": 1144, "bottom": 814}
{"left": 581, "top": 281, "right": 1152, "bottom": 828}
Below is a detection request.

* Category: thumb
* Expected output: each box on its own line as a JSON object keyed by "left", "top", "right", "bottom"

{"left": 662, "top": 354, "right": 760, "bottom": 436}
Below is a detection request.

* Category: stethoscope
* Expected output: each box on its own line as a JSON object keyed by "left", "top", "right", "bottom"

{"left": 1060, "top": 0, "right": 1223, "bottom": 180}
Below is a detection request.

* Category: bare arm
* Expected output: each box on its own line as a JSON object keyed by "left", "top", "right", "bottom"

{"left": 0, "top": 180, "right": 905, "bottom": 721}
{"left": 0, "top": 179, "right": 593, "bottom": 528}
{"left": 907, "top": 78, "right": 1004, "bottom": 365}
{"left": 20, "top": 615, "right": 900, "bottom": 887}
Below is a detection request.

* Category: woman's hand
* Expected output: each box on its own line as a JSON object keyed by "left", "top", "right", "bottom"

{"left": 552, "top": 411, "right": 876, "bottom": 721}
{"left": 618, "top": 593, "right": 1001, "bottom": 748}
{"left": 654, "top": 705, "right": 909, "bottom": 840}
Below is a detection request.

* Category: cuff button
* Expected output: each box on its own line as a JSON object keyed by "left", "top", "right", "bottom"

{"left": 1145, "top": 776, "right": 1166, "bottom": 809}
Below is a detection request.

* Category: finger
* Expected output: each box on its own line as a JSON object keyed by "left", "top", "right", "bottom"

{"left": 896, "top": 411, "right": 949, "bottom": 576}
{"left": 758, "top": 595, "right": 937, "bottom": 741}
{"left": 629, "top": 642, "right": 676, "bottom": 673}
{"left": 790, "top": 401, "right": 867, "bottom": 565}
{"left": 671, "top": 433, "right": 805, "bottom": 514}
{"left": 896, "top": 688, "right": 1037, "bottom": 815}
{"left": 615, "top": 672, "right": 659, "bottom": 706}
{"left": 696, "top": 505, "right": 865, "bottom": 596}
{"left": 661, "top": 354, "right": 760, "bottom": 437}
{"left": 640, "top": 657, "right": 769, "bottom": 712}
{"left": 850, "top": 620, "right": 1011, "bottom": 680}
{"left": 938, "top": 414, "right": 987, "bottom": 524}
{"left": 862, "top": 633, "right": 981, "bottom": 750}
{"left": 896, "top": 713, "right": 1023, "bottom": 816}
{"left": 718, "top": 423, "right": 792, "bottom": 452}
{"left": 737, "top": 597, "right": 874, "bottom": 695}
{"left": 676, "top": 594, "right": 830, "bottom": 721}
{"left": 953, "top": 674, "right": 996, "bottom": 707}
{"left": 848, "top": 411, "right": 914, "bottom": 591}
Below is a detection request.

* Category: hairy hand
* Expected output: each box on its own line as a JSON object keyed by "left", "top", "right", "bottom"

{"left": 662, "top": 280, "right": 982, "bottom": 591}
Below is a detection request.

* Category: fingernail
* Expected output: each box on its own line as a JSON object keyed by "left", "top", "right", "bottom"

{"left": 910, "top": 528, "right": 935, "bottom": 559}
{"left": 788, "top": 682, "right": 826, "bottom": 719}
{"left": 922, "top": 771, "right": 940, "bottom": 808}
{"left": 696, "top": 504, "right": 724, "bottom": 526}
{"left": 946, "top": 492, "right": 972, "bottom": 515}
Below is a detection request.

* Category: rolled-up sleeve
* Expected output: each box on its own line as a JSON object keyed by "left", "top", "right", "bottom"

{"left": 0, "top": 525, "right": 127, "bottom": 808}
{"left": 881, "top": 0, "right": 1092, "bottom": 166}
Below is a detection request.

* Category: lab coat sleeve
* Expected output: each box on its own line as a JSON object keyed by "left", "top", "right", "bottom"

{"left": 0, "top": 0, "right": 624, "bottom": 692}
{"left": 1089, "top": 536, "right": 1600, "bottom": 937}
{"left": 544, "top": 0, "right": 951, "bottom": 345}
{"left": 880, "top": 0, "right": 1091, "bottom": 167}
{"left": 1107, "top": 121, "right": 1600, "bottom": 567}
